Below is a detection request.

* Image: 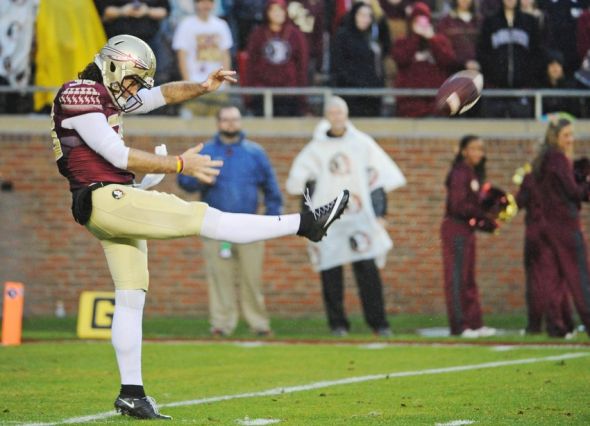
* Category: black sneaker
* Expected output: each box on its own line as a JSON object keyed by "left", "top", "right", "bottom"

{"left": 114, "top": 395, "right": 172, "bottom": 420}
{"left": 299, "top": 190, "right": 350, "bottom": 242}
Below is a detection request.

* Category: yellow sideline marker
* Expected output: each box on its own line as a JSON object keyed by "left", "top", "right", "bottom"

{"left": 2, "top": 282, "right": 25, "bottom": 346}
{"left": 76, "top": 291, "right": 115, "bottom": 339}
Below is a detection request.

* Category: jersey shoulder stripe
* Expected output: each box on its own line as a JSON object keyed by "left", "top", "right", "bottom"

{"left": 57, "top": 80, "right": 112, "bottom": 115}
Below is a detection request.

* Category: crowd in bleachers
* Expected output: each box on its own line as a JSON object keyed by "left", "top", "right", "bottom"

{"left": 2, "top": 0, "right": 590, "bottom": 117}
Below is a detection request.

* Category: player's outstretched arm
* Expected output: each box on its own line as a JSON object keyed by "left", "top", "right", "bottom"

{"left": 127, "top": 143, "right": 223, "bottom": 184}
{"left": 159, "top": 69, "right": 237, "bottom": 105}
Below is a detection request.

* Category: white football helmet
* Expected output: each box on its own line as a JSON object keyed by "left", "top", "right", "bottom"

{"left": 94, "top": 35, "right": 156, "bottom": 112}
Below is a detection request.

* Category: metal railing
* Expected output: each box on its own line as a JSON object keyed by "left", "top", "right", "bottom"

{"left": 0, "top": 85, "right": 588, "bottom": 120}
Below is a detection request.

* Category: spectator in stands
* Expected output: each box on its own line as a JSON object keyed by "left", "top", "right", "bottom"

{"left": 95, "top": 1, "right": 170, "bottom": 84}
{"left": 440, "top": 135, "right": 497, "bottom": 338}
{"left": 357, "top": 1, "right": 393, "bottom": 64}
{"left": 177, "top": 106, "right": 281, "bottom": 338}
{"left": 244, "top": 0, "right": 309, "bottom": 116}
{"left": 437, "top": 0, "right": 482, "bottom": 73}
{"left": 331, "top": 2, "right": 386, "bottom": 117}
{"left": 96, "top": 1, "right": 170, "bottom": 40}
{"left": 539, "top": 0, "right": 587, "bottom": 75}
{"left": 286, "top": 96, "right": 406, "bottom": 337}
{"left": 287, "top": 0, "right": 326, "bottom": 84}
{"left": 477, "top": 0, "right": 541, "bottom": 118}
{"left": 172, "top": 0, "right": 233, "bottom": 116}
{"left": 231, "top": 0, "right": 267, "bottom": 51}
{"left": 520, "top": 0, "right": 544, "bottom": 28}
{"left": 574, "top": 51, "right": 590, "bottom": 117}
{"left": 540, "top": 49, "right": 581, "bottom": 117}
{"left": 577, "top": 7, "right": 590, "bottom": 65}
{"left": 392, "top": 2, "right": 455, "bottom": 117}
{"left": 533, "top": 115, "right": 590, "bottom": 338}
{"left": 515, "top": 157, "right": 575, "bottom": 336}
{"left": 479, "top": 0, "right": 502, "bottom": 17}
{"left": 150, "top": 0, "right": 195, "bottom": 86}
{"left": 35, "top": 0, "right": 106, "bottom": 112}
{"left": 0, "top": 0, "right": 36, "bottom": 114}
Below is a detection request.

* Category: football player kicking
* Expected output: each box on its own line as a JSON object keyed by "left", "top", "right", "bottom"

{"left": 51, "top": 34, "right": 349, "bottom": 420}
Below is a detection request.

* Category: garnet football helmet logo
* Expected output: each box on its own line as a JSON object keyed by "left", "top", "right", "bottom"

{"left": 94, "top": 35, "right": 156, "bottom": 112}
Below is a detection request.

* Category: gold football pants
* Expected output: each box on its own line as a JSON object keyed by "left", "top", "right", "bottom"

{"left": 85, "top": 184, "right": 208, "bottom": 290}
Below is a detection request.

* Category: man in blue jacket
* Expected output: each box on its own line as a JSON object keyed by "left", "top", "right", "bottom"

{"left": 178, "top": 105, "right": 282, "bottom": 336}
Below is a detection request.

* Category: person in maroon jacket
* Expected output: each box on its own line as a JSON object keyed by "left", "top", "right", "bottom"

{"left": 516, "top": 171, "right": 575, "bottom": 336}
{"left": 440, "top": 135, "right": 497, "bottom": 338}
{"left": 533, "top": 116, "right": 590, "bottom": 337}
{"left": 437, "top": 0, "right": 481, "bottom": 73}
{"left": 244, "top": 0, "right": 309, "bottom": 116}
{"left": 391, "top": 2, "right": 456, "bottom": 117}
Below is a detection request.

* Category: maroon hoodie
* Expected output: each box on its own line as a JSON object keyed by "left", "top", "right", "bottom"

{"left": 391, "top": 3, "right": 455, "bottom": 117}
{"left": 437, "top": 11, "right": 481, "bottom": 71}
{"left": 244, "top": 1, "right": 309, "bottom": 88}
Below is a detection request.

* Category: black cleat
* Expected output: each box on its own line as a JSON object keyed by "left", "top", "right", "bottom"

{"left": 114, "top": 395, "right": 172, "bottom": 420}
{"left": 300, "top": 190, "right": 350, "bottom": 242}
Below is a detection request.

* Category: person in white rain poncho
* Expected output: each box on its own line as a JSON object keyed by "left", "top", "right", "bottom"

{"left": 286, "top": 96, "right": 406, "bottom": 336}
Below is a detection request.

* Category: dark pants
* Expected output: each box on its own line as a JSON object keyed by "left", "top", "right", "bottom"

{"left": 524, "top": 225, "right": 574, "bottom": 336}
{"left": 320, "top": 259, "right": 389, "bottom": 332}
{"left": 540, "top": 225, "right": 590, "bottom": 337}
{"left": 441, "top": 218, "right": 483, "bottom": 335}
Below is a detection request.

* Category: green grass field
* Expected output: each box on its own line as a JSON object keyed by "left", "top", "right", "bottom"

{"left": 1, "top": 315, "right": 589, "bottom": 425}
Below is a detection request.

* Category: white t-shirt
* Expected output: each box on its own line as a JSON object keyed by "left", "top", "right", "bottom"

{"left": 172, "top": 14, "right": 233, "bottom": 83}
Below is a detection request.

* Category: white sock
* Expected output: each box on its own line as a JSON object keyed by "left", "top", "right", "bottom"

{"left": 200, "top": 207, "right": 300, "bottom": 243}
{"left": 112, "top": 289, "right": 145, "bottom": 386}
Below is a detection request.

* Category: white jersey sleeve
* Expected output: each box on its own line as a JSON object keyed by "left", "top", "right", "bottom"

{"left": 127, "top": 86, "right": 167, "bottom": 115}
{"left": 62, "top": 112, "right": 130, "bottom": 169}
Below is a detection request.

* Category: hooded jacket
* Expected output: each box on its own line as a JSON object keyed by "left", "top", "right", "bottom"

{"left": 331, "top": 2, "right": 384, "bottom": 89}
{"left": 391, "top": 3, "right": 455, "bottom": 117}
{"left": 244, "top": 0, "right": 309, "bottom": 88}
{"left": 477, "top": 10, "right": 541, "bottom": 88}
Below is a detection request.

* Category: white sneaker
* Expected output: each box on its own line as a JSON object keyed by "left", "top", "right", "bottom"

{"left": 476, "top": 326, "right": 497, "bottom": 337}
{"left": 461, "top": 328, "right": 480, "bottom": 338}
{"left": 565, "top": 330, "right": 577, "bottom": 340}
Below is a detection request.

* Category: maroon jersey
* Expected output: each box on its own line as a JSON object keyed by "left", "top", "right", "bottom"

{"left": 444, "top": 161, "right": 487, "bottom": 224}
{"left": 51, "top": 79, "right": 134, "bottom": 191}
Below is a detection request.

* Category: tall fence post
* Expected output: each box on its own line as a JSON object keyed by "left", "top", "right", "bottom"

{"left": 263, "top": 89, "right": 273, "bottom": 119}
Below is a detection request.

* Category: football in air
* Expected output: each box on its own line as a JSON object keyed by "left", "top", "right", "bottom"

{"left": 435, "top": 70, "right": 484, "bottom": 116}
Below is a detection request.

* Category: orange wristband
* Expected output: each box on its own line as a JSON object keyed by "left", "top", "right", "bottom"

{"left": 176, "top": 156, "right": 184, "bottom": 174}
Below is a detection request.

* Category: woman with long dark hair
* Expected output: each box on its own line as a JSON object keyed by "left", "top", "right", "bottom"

{"left": 331, "top": 2, "right": 385, "bottom": 117}
{"left": 533, "top": 116, "right": 590, "bottom": 337}
{"left": 440, "top": 135, "right": 497, "bottom": 338}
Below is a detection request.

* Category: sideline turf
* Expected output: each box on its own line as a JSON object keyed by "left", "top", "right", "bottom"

{"left": 0, "top": 341, "right": 588, "bottom": 425}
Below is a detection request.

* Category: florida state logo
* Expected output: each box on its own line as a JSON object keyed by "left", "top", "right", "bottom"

{"left": 349, "top": 232, "right": 371, "bottom": 253}
{"left": 329, "top": 153, "right": 351, "bottom": 175}
{"left": 263, "top": 38, "right": 291, "bottom": 65}
{"left": 347, "top": 193, "right": 363, "bottom": 214}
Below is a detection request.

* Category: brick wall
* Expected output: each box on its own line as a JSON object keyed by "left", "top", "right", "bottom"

{"left": 1, "top": 130, "right": 589, "bottom": 319}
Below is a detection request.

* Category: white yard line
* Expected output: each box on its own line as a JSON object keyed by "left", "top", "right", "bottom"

{"left": 23, "top": 352, "right": 589, "bottom": 426}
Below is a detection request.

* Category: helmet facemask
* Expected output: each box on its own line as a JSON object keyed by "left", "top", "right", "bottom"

{"left": 94, "top": 35, "right": 156, "bottom": 112}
